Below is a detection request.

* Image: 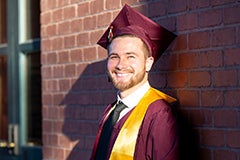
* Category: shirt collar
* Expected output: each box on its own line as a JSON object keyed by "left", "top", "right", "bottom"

{"left": 117, "top": 81, "right": 150, "bottom": 109}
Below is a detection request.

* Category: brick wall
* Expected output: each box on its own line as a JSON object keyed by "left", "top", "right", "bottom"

{"left": 40, "top": 0, "right": 240, "bottom": 159}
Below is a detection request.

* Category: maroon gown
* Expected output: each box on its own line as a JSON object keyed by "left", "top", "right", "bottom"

{"left": 91, "top": 99, "right": 179, "bottom": 160}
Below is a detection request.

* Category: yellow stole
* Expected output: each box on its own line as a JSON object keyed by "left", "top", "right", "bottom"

{"left": 109, "top": 87, "right": 176, "bottom": 160}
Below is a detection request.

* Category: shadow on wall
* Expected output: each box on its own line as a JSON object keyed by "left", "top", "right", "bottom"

{"left": 60, "top": 59, "right": 115, "bottom": 160}
{"left": 172, "top": 102, "right": 200, "bottom": 160}
{"left": 60, "top": 61, "right": 200, "bottom": 160}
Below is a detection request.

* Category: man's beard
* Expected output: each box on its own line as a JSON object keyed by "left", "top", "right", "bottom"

{"left": 108, "top": 68, "right": 146, "bottom": 91}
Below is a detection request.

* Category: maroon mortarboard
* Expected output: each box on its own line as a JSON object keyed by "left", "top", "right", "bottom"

{"left": 97, "top": 4, "right": 176, "bottom": 62}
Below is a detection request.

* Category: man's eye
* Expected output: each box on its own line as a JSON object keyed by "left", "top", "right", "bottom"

{"left": 109, "top": 55, "right": 119, "bottom": 59}
{"left": 128, "top": 55, "right": 135, "bottom": 59}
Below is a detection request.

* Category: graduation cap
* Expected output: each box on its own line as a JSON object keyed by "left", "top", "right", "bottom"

{"left": 97, "top": 4, "right": 176, "bottom": 62}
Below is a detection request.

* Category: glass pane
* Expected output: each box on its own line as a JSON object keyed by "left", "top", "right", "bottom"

{"left": 0, "top": 0, "right": 7, "bottom": 44}
{"left": 0, "top": 55, "right": 8, "bottom": 140}
{"left": 23, "top": 0, "right": 40, "bottom": 41}
{"left": 26, "top": 52, "right": 42, "bottom": 146}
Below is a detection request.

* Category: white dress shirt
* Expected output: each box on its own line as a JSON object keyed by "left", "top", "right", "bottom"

{"left": 116, "top": 81, "right": 150, "bottom": 121}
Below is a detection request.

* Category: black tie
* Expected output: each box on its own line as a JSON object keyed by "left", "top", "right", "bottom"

{"left": 95, "top": 102, "right": 127, "bottom": 160}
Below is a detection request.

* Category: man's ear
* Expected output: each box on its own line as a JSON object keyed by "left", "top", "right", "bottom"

{"left": 145, "top": 56, "right": 154, "bottom": 72}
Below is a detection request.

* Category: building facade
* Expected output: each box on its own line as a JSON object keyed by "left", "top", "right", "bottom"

{"left": 0, "top": 0, "right": 239, "bottom": 160}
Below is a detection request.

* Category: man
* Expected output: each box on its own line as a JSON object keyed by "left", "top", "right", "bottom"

{"left": 91, "top": 4, "right": 179, "bottom": 160}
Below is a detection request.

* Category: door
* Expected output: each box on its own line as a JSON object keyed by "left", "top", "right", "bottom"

{"left": 0, "top": 0, "right": 42, "bottom": 159}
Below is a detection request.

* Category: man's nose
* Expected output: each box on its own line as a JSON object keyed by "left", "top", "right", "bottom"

{"left": 116, "top": 57, "right": 127, "bottom": 69}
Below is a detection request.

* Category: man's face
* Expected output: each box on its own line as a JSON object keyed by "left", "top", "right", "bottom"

{"left": 107, "top": 36, "right": 154, "bottom": 93}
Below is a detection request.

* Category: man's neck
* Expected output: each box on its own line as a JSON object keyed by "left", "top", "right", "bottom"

{"left": 119, "top": 79, "right": 149, "bottom": 99}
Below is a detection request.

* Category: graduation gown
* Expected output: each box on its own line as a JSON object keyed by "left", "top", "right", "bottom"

{"left": 91, "top": 98, "right": 179, "bottom": 160}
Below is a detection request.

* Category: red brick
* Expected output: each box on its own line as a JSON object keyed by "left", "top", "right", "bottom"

{"left": 41, "top": 66, "right": 52, "bottom": 79}
{"left": 52, "top": 8, "right": 63, "bottom": 22}
{"left": 41, "top": 26, "right": 47, "bottom": 38}
{"left": 77, "top": 32, "right": 90, "bottom": 47}
{"left": 83, "top": 47, "right": 97, "bottom": 61}
{"left": 212, "top": 27, "right": 236, "bottom": 47}
{"left": 53, "top": 65, "right": 65, "bottom": 78}
{"left": 52, "top": 37, "right": 64, "bottom": 50}
{"left": 149, "top": 1, "right": 166, "bottom": 17}
{"left": 46, "top": 24, "right": 57, "bottom": 36}
{"left": 178, "top": 52, "right": 198, "bottom": 69}
{"left": 58, "top": 21, "right": 71, "bottom": 35}
{"left": 64, "top": 35, "right": 76, "bottom": 48}
{"left": 71, "top": 19, "right": 83, "bottom": 32}
{"left": 53, "top": 148, "right": 65, "bottom": 160}
{"left": 188, "top": 109, "right": 213, "bottom": 126}
{"left": 178, "top": 90, "right": 199, "bottom": 107}
{"left": 225, "top": 48, "right": 240, "bottom": 66}
{"left": 189, "top": 31, "right": 211, "bottom": 49}
{"left": 188, "top": 0, "right": 210, "bottom": 9}
{"left": 41, "top": 0, "right": 57, "bottom": 11}
{"left": 41, "top": 53, "right": 47, "bottom": 65}
{"left": 200, "top": 50, "right": 223, "bottom": 67}
{"left": 239, "top": 26, "right": 240, "bottom": 45}
{"left": 90, "top": 0, "right": 104, "bottom": 14}
{"left": 85, "top": 107, "right": 101, "bottom": 121}
{"left": 42, "top": 94, "right": 53, "bottom": 106}
{"left": 52, "top": 93, "right": 65, "bottom": 106}
{"left": 65, "top": 64, "right": 76, "bottom": 77}
{"left": 156, "top": 54, "right": 178, "bottom": 71}
{"left": 42, "top": 80, "right": 48, "bottom": 93}
{"left": 42, "top": 120, "right": 53, "bottom": 133}
{"left": 157, "top": 17, "right": 177, "bottom": 32}
{"left": 212, "top": 0, "right": 236, "bottom": 6}
{"left": 47, "top": 80, "right": 59, "bottom": 92}
{"left": 178, "top": 13, "right": 198, "bottom": 31}
{"left": 52, "top": 119, "right": 64, "bottom": 132}
{"left": 132, "top": 5, "right": 148, "bottom": 16}
{"left": 47, "top": 52, "right": 57, "bottom": 64}
{"left": 49, "top": 134, "right": 58, "bottom": 145}
{"left": 59, "top": 134, "right": 73, "bottom": 148}
{"left": 106, "top": 0, "right": 121, "bottom": 9}
{"left": 224, "top": 5, "right": 240, "bottom": 24}
{"left": 149, "top": 73, "right": 166, "bottom": 88}
{"left": 238, "top": 70, "right": 240, "bottom": 86}
{"left": 214, "top": 110, "right": 237, "bottom": 127}
{"left": 167, "top": 71, "right": 188, "bottom": 88}
{"left": 70, "top": 48, "right": 84, "bottom": 62}
{"left": 58, "top": 51, "right": 69, "bottom": 64}
{"left": 226, "top": 130, "right": 240, "bottom": 148}
{"left": 76, "top": 63, "right": 88, "bottom": 77}
{"left": 58, "top": 0, "right": 70, "bottom": 7}
{"left": 63, "top": 6, "right": 77, "bottom": 20}
{"left": 201, "top": 90, "right": 223, "bottom": 107}
{"left": 121, "top": 0, "right": 138, "bottom": 6}
{"left": 214, "top": 149, "right": 238, "bottom": 160}
{"left": 86, "top": 136, "right": 96, "bottom": 149}
{"left": 172, "top": 34, "right": 187, "bottom": 51}
{"left": 43, "top": 146, "right": 54, "bottom": 159}
{"left": 225, "top": 90, "right": 240, "bottom": 107}
{"left": 189, "top": 71, "right": 211, "bottom": 87}
{"left": 41, "top": 39, "right": 51, "bottom": 51}
{"left": 168, "top": 0, "right": 187, "bottom": 13}
{"left": 77, "top": 2, "right": 90, "bottom": 17}
{"left": 201, "top": 129, "right": 225, "bottom": 146}
{"left": 213, "top": 70, "right": 237, "bottom": 87}
{"left": 90, "top": 30, "right": 104, "bottom": 46}
{"left": 83, "top": 16, "right": 97, "bottom": 30}
{"left": 199, "top": 9, "right": 222, "bottom": 27}
{"left": 97, "top": 45, "right": 108, "bottom": 59}
{"left": 97, "top": 12, "right": 112, "bottom": 28}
